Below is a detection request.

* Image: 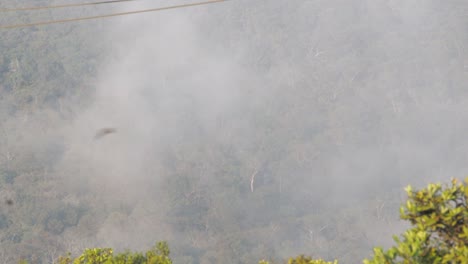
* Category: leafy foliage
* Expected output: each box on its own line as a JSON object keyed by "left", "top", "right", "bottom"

{"left": 259, "top": 255, "right": 338, "bottom": 264}
{"left": 54, "top": 242, "right": 172, "bottom": 264}
{"left": 364, "top": 178, "right": 468, "bottom": 264}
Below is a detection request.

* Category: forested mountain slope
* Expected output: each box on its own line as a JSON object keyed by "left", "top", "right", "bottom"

{"left": 0, "top": 0, "right": 467, "bottom": 263}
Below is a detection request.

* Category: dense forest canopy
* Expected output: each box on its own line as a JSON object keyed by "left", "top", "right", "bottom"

{"left": 0, "top": 0, "right": 467, "bottom": 263}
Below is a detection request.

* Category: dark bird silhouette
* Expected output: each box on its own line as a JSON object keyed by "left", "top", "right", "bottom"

{"left": 94, "top": 127, "right": 117, "bottom": 140}
{"left": 5, "top": 199, "right": 13, "bottom": 206}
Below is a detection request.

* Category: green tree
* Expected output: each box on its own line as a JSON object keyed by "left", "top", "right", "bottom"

{"left": 54, "top": 241, "right": 172, "bottom": 264}
{"left": 259, "top": 255, "right": 337, "bottom": 264}
{"left": 364, "top": 178, "right": 468, "bottom": 264}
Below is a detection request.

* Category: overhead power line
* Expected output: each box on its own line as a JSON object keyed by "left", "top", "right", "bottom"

{"left": 0, "top": 0, "right": 136, "bottom": 12}
{"left": 0, "top": 0, "right": 228, "bottom": 29}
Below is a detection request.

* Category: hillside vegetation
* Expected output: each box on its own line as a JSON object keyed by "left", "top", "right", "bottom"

{"left": 18, "top": 178, "right": 468, "bottom": 263}
{"left": 1, "top": 0, "right": 468, "bottom": 263}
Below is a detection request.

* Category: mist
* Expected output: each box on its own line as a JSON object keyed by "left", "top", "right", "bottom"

{"left": 1, "top": 0, "right": 467, "bottom": 263}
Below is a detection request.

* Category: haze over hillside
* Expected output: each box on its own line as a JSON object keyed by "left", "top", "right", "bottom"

{"left": 0, "top": 0, "right": 467, "bottom": 263}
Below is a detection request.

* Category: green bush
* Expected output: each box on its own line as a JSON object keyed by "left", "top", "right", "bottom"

{"left": 364, "top": 178, "right": 468, "bottom": 264}
{"left": 56, "top": 242, "right": 172, "bottom": 264}
{"left": 262, "top": 178, "right": 468, "bottom": 264}
{"left": 259, "top": 255, "right": 338, "bottom": 264}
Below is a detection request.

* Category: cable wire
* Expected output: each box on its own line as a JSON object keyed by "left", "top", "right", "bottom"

{"left": 0, "top": 0, "right": 136, "bottom": 12}
{"left": 0, "top": 0, "right": 228, "bottom": 29}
